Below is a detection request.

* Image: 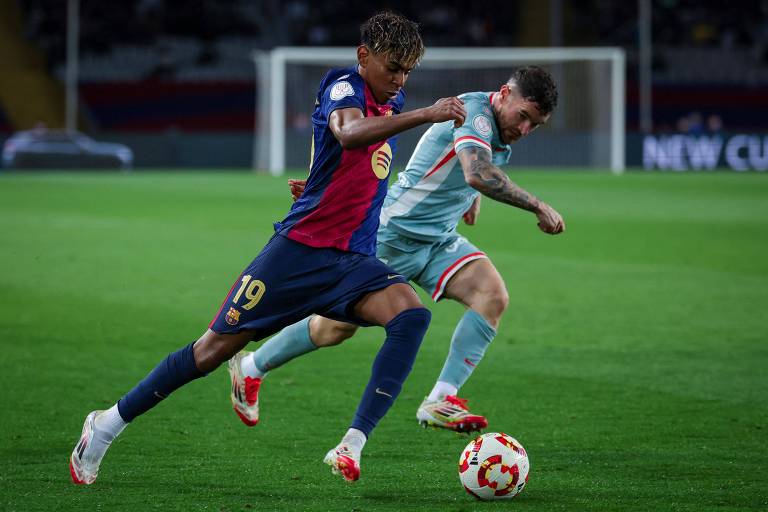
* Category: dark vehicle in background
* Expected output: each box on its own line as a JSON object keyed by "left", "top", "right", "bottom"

{"left": 2, "top": 128, "right": 133, "bottom": 170}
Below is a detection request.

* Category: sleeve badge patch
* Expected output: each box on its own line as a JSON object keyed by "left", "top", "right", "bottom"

{"left": 472, "top": 115, "right": 493, "bottom": 137}
{"left": 330, "top": 81, "right": 355, "bottom": 101}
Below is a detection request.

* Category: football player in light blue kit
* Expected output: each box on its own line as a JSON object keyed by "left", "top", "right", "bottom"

{"left": 243, "top": 66, "right": 564, "bottom": 433}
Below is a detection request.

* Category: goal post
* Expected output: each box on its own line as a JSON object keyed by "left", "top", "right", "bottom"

{"left": 255, "top": 46, "right": 625, "bottom": 175}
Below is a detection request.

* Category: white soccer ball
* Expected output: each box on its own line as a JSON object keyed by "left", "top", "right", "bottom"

{"left": 458, "top": 432, "right": 530, "bottom": 500}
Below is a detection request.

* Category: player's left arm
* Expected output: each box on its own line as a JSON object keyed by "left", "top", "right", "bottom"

{"left": 457, "top": 146, "right": 565, "bottom": 234}
{"left": 462, "top": 195, "right": 481, "bottom": 225}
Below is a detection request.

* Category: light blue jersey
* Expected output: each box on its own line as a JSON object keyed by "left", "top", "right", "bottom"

{"left": 380, "top": 92, "right": 512, "bottom": 242}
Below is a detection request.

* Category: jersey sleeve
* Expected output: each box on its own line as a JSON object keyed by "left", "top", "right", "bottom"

{"left": 320, "top": 76, "right": 366, "bottom": 119}
{"left": 453, "top": 95, "right": 494, "bottom": 155}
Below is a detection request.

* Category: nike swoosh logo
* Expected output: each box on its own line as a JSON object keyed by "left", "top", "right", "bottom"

{"left": 154, "top": 391, "right": 167, "bottom": 400}
{"left": 375, "top": 388, "right": 393, "bottom": 398}
{"left": 387, "top": 274, "right": 402, "bottom": 280}
{"left": 464, "top": 358, "right": 476, "bottom": 367}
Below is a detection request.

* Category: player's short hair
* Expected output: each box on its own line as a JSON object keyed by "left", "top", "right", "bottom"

{"left": 360, "top": 11, "right": 425, "bottom": 69}
{"left": 509, "top": 66, "right": 559, "bottom": 115}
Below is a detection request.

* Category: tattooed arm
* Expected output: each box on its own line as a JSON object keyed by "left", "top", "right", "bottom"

{"left": 458, "top": 145, "right": 565, "bottom": 234}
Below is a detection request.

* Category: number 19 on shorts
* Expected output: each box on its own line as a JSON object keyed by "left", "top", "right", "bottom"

{"left": 232, "top": 275, "right": 266, "bottom": 310}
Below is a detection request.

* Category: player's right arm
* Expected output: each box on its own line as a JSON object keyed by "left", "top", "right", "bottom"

{"left": 457, "top": 146, "right": 565, "bottom": 234}
{"left": 329, "top": 97, "right": 466, "bottom": 150}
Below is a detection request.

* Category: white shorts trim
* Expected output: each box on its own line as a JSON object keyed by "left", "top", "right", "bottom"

{"left": 431, "top": 252, "right": 487, "bottom": 301}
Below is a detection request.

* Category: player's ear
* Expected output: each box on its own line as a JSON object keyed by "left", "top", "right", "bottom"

{"left": 357, "top": 45, "right": 370, "bottom": 68}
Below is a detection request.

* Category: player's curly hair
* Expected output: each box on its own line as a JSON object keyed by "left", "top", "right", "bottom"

{"left": 360, "top": 11, "right": 425, "bottom": 68}
{"left": 510, "top": 66, "right": 559, "bottom": 115}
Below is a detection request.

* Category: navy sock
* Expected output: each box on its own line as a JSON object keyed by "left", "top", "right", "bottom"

{"left": 117, "top": 342, "right": 205, "bottom": 422}
{"left": 351, "top": 308, "right": 431, "bottom": 437}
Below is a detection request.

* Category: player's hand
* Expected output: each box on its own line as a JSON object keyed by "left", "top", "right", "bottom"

{"left": 462, "top": 196, "right": 481, "bottom": 225}
{"left": 426, "top": 97, "right": 466, "bottom": 128}
{"left": 534, "top": 202, "right": 565, "bottom": 234}
{"left": 288, "top": 179, "right": 306, "bottom": 201}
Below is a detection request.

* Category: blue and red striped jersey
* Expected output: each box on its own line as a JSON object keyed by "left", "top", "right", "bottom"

{"left": 274, "top": 65, "right": 405, "bottom": 256}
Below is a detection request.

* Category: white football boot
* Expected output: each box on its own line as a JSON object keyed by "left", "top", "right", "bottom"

{"left": 69, "top": 410, "right": 104, "bottom": 485}
{"left": 228, "top": 351, "right": 262, "bottom": 426}
{"left": 323, "top": 443, "right": 361, "bottom": 482}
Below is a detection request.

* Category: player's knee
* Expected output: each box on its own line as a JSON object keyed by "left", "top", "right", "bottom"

{"left": 193, "top": 340, "right": 227, "bottom": 372}
{"left": 386, "top": 307, "right": 432, "bottom": 338}
{"left": 310, "top": 318, "right": 358, "bottom": 347}
{"left": 193, "top": 332, "right": 248, "bottom": 372}
{"left": 480, "top": 287, "right": 509, "bottom": 325}
{"left": 330, "top": 323, "right": 358, "bottom": 344}
{"left": 382, "top": 308, "right": 431, "bottom": 364}
{"left": 495, "top": 287, "right": 510, "bottom": 314}
{"left": 415, "top": 307, "right": 432, "bottom": 329}
{"left": 315, "top": 325, "right": 357, "bottom": 347}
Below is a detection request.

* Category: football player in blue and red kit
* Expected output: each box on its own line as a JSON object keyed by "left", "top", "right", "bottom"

{"left": 69, "top": 11, "right": 466, "bottom": 485}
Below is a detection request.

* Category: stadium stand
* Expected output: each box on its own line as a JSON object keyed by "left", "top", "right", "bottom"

{"left": 2, "top": 0, "right": 766, "bottom": 166}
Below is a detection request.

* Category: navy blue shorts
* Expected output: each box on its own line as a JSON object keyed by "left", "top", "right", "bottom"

{"left": 209, "top": 234, "right": 409, "bottom": 338}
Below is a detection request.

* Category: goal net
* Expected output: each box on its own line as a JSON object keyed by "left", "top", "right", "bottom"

{"left": 253, "top": 47, "right": 625, "bottom": 175}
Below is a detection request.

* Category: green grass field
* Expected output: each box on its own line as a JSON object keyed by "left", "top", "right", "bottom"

{"left": 1, "top": 170, "right": 766, "bottom": 511}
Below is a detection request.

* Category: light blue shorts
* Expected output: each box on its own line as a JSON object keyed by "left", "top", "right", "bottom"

{"left": 376, "top": 230, "right": 487, "bottom": 301}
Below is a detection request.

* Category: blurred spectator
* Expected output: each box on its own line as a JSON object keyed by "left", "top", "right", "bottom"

{"left": 677, "top": 112, "right": 726, "bottom": 135}
{"left": 706, "top": 114, "right": 724, "bottom": 134}
{"left": 687, "top": 112, "right": 705, "bottom": 135}
{"left": 652, "top": 0, "right": 765, "bottom": 48}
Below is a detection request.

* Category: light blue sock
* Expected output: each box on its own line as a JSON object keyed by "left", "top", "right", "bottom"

{"left": 436, "top": 310, "right": 496, "bottom": 389}
{"left": 248, "top": 317, "right": 316, "bottom": 377}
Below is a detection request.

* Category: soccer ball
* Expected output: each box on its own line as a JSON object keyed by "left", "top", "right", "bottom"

{"left": 458, "top": 432, "right": 529, "bottom": 500}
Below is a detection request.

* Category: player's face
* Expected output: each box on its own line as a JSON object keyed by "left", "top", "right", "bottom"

{"left": 357, "top": 46, "right": 413, "bottom": 104}
{"left": 496, "top": 84, "right": 550, "bottom": 144}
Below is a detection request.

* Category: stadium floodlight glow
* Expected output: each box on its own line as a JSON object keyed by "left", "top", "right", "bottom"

{"left": 256, "top": 46, "right": 625, "bottom": 175}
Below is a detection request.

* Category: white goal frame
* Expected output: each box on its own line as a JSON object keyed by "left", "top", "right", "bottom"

{"left": 256, "top": 46, "right": 625, "bottom": 175}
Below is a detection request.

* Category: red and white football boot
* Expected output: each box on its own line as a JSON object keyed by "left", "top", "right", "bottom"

{"left": 227, "top": 351, "right": 262, "bottom": 426}
{"left": 416, "top": 395, "right": 488, "bottom": 433}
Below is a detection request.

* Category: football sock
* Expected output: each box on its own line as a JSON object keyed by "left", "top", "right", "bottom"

{"left": 117, "top": 342, "right": 205, "bottom": 422}
{"left": 83, "top": 405, "right": 126, "bottom": 465}
{"left": 341, "top": 428, "right": 367, "bottom": 455}
{"left": 239, "top": 354, "right": 264, "bottom": 379}
{"left": 427, "top": 381, "right": 458, "bottom": 401}
{"left": 434, "top": 309, "right": 496, "bottom": 392}
{"left": 242, "top": 317, "right": 315, "bottom": 379}
{"left": 350, "top": 308, "right": 431, "bottom": 437}
{"left": 95, "top": 404, "right": 127, "bottom": 438}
